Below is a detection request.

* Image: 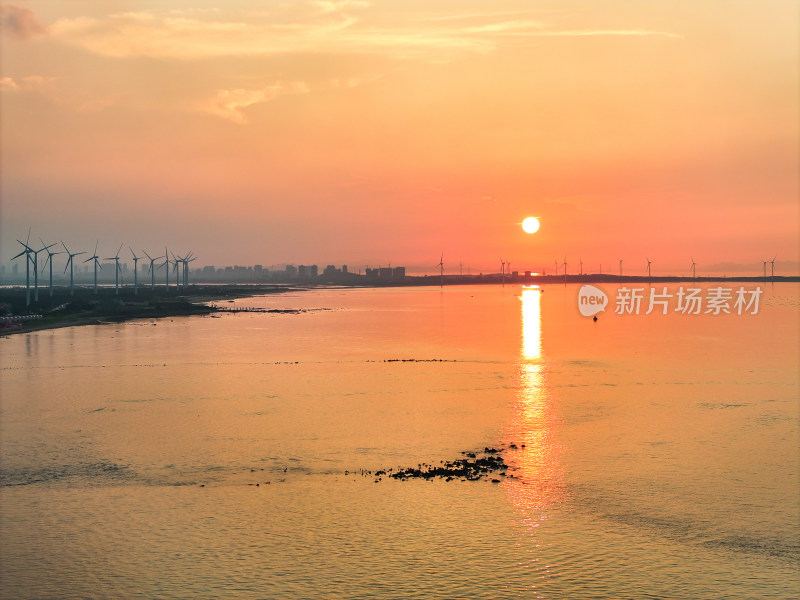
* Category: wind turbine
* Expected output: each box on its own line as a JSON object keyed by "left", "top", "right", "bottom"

{"left": 183, "top": 253, "right": 197, "bottom": 287}
{"left": 618, "top": 258, "right": 623, "bottom": 277}
{"left": 12, "top": 232, "right": 34, "bottom": 307}
{"left": 41, "top": 240, "right": 63, "bottom": 297}
{"left": 83, "top": 241, "right": 101, "bottom": 294}
{"left": 161, "top": 247, "right": 170, "bottom": 289}
{"left": 129, "top": 247, "right": 141, "bottom": 295}
{"left": 171, "top": 252, "right": 182, "bottom": 291}
{"left": 62, "top": 242, "right": 85, "bottom": 296}
{"left": 562, "top": 256, "right": 567, "bottom": 284}
{"left": 436, "top": 253, "right": 444, "bottom": 288}
{"left": 105, "top": 243, "right": 123, "bottom": 295}
{"left": 761, "top": 258, "right": 768, "bottom": 280}
{"left": 770, "top": 256, "right": 776, "bottom": 280}
{"left": 579, "top": 257, "right": 583, "bottom": 276}
{"left": 690, "top": 257, "right": 696, "bottom": 281}
{"left": 143, "top": 250, "right": 158, "bottom": 291}
{"left": 646, "top": 258, "right": 652, "bottom": 281}
{"left": 553, "top": 259, "right": 558, "bottom": 277}
{"left": 29, "top": 242, "right": 55, "bottom": 302}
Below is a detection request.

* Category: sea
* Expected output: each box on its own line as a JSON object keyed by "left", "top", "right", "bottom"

{"left": 1, "top": 283, "right": 798, "bottom": 599}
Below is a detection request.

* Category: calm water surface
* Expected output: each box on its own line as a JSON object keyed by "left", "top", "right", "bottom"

{"left": 1, "top": 283, "right": 798, "bottom": 599}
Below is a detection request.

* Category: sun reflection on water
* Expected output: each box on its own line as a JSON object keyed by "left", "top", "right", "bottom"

{"left": 504, "top": 286, "right": 564, "bottom": 514}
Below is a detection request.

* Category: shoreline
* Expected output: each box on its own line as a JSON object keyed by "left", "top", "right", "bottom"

{"left": 1, "top": 277, "right": 796, "bottom": 337}
{"left": 0, "top": 284, "right": 299, "bottom": 337}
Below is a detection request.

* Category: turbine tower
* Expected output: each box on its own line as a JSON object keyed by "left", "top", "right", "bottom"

{"left": 62, "top": 242, "right": 85, "bottom": 296}
{"left": 437, "top": 253, "right": 444, "bottom": 288}
{"left": 553, "top": 259, "right": 558, "bottom": 277}
{"left": 646, "top": 258, "right": 652, "bottom": 281}
{"left": 162, "top": 248, "right": 170, "bottom": 289}
{"left": 11, "top": 234, "right": 34, "bottom": 307}
{"left": 83, "top": 241, "right": 101, "bottom": 294}
{"left": 105, "top": 243, "right": 123, "bottom": 295}
{"left": 171, "top": 252, "right": 182, "bottom": 291}
{"left": 579, "top": 257, "right": 583, "bottom": 276}
{"left": 41, "top": 240, "right": 63, "bottom": 297}
{"left": 129, "top": 247, "right": 141, "bottom": 295}
{"left": 618, "top": 258, "right": 623, "bottom": 277}
{"left": 31, "top": 242, "right": 55, "bottom": 302}
{"left": 690, "top": 257, "right": 696, "bottom": 281}
{"left": 183, "top": 253, "right": 197, "bottom": 287}
{"left": 770, "top": 256, "right": 776, "bottom": 280}
{"left": 143, "top": 250, "right": 158, "bottom": 291}
{"left": 761, "top": 258, "right": 768, "bottom": 280}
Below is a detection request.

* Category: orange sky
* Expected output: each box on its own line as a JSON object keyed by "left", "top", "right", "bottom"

{"left": 1, "top": 1, "right": 797, "bottom": 275}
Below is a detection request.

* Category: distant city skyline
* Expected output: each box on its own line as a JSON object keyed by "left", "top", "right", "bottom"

{"left": 1, "top": 240, "right": 796, "bottom": 281}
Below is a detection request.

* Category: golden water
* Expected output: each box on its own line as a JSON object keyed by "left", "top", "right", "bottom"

{"left": 1, "top": 283, "right": 797, "bottom": 598}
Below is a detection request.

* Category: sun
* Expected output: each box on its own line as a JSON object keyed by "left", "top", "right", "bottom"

{"left": 522, "top": 217, "right": 540, "bottom": 234}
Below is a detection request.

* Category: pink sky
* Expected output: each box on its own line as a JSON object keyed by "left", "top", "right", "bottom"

{"left": 1, "top": 1, "right": 797, "bottom": 275}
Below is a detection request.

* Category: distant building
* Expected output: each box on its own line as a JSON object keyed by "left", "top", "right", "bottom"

{"left": 298, "top": 265, "right": 318, "bottom": 279}
{"left": 392, "top": 267, "right": 405, "bottom": 279}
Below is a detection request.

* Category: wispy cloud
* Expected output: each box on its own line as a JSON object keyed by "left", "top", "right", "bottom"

{"left": 0, "top": 4, "right": 47, "bottom": 39}
{"left": 49, "top": 11, "right": 365, "bottom": 59}
{"left": 0, "top": 74, "right": 116, "bottom": 111}
{"left": 0, "top": 75, "right": 56, "bottom": 93}
{"left": 47, "top": 7, "right": 679, "bottom": 61}
{"left": 0, "top": 76, "right": 21, "bottom": 92}
{"left": 535, "top": 29, "right": 682, "bottom": 39}
{"left": 200, "top": 82, "right": 310, "bottom": 124}
{"left": 315, "top": 0, "right": 371, "bottom": 14}
{"left": 464, "top": 20, "right": 547, "bottom": 34}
